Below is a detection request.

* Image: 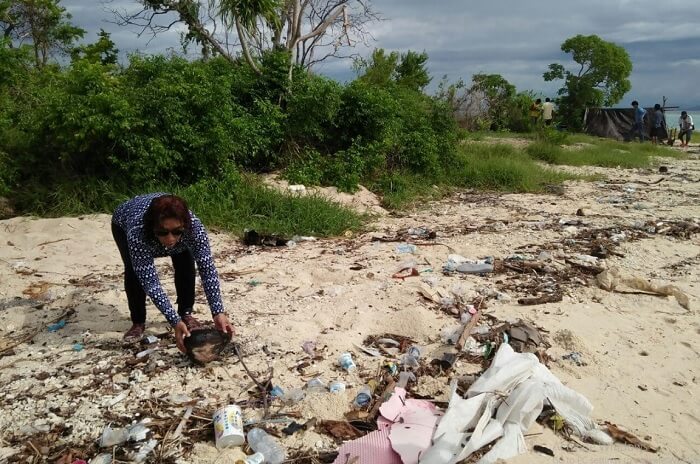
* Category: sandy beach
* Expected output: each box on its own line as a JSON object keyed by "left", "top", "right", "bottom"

{"left": 1, "top": 148, "right": 699, "bottom": 463}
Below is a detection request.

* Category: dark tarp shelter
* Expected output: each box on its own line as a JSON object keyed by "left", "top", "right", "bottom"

{"left": 583, "top": 107, "right": 668, "bottom": 141}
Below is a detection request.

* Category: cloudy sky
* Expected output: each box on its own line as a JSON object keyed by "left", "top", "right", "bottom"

{"left": 62, "top": 0, "right": 700, "bottom": 108}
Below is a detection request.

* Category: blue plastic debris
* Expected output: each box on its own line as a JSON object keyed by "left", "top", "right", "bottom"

{"left": 47, "top": 320, "right": 66, "bottom": 332}
{"left": 73, "top": 343, "right": 84, "bottom": 352}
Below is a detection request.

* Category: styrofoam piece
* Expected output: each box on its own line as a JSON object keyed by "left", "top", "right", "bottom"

{"left": 388, "top": 401, "right": 440, "bottom": 464}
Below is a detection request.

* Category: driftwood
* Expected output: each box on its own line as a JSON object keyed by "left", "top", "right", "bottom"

{"left": 456, "top": 299, "right": 485, "bottom": 351}
{"left": 604, "top": 422, "right": 659, "bottom": 453}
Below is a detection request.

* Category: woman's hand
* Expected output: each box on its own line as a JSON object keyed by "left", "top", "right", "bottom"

{"left": 213, "top": 313, "right": 235, "bottom": 336}
{"left": 174, "top": 321, "right": 191, "bottom": 353}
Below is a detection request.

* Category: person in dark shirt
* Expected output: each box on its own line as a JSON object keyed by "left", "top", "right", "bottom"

{"left": 650, "top": 103, "right": 664, "bottom": 145}
{"left": 629, "top": 101, "right": 647, "bottom": 142}
{"left": 112, "top": 193, "right": 234, "bottom": 352}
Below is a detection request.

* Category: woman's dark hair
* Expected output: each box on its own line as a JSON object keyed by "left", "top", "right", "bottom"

{"left": 143, "top": 194, "right": 192, "bottom": 239}
{"left": 631, "top": 100, "right": 639, "bottom": 106}
{"left": 681, "top": 111, "right": 687, "bottom": 117}
{"left": 654, "top": 103, "right": 661, "bottom": 110}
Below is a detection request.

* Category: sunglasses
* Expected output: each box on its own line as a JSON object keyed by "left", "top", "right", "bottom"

{"left": 154, "top": 228, "right": 185, "bottom": 237}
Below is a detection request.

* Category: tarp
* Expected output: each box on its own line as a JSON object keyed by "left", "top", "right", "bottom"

{"left": 583, "top": 107, "right": 668, "bottom": 141}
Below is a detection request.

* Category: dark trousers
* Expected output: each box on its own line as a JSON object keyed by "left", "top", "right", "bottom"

{"left": 111, "top": 223, "right": 195, "bottom": 324}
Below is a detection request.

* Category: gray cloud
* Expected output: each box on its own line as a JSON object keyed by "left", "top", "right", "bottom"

{"left": 61, "top": 0, "right": 700, "bottom": 107}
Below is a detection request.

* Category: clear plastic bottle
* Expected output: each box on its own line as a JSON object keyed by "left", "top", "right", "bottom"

{"left": 353, "top": 385, "right": 372, "bottom": 408}
{"left": 338, "top": 352, "right": 356, "bottom": 371}
{"left": 247, "top": 428, "right": 286, "bottom": 464}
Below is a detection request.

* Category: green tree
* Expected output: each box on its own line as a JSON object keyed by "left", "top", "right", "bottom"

{"left": 544, "top": 34, "right": 632, "bottom": 130}
{"left": 395, "top": 50, "right": 430, "bottom": 91}
{"left": 355, "top": 48, "right": 431, "bottom": 91}
{"left": 70, "top": 29, "right": 119, "bottom": 65}
{"left": 0, "top": 0, "right": 84, "bottom": 68}
{"left": 468, "top": 73, "right": 516, "bottom": 130}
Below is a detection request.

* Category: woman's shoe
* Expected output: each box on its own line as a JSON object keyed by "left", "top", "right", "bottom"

{"left": 123, "top": 323, "right": 145, "bottom": 342}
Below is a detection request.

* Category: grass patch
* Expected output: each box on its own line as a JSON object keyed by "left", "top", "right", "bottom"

{"left": 371, "top": 143, "right": 574, "bottom": 209}
{"left": 13, "top": 170, "right": 363, "bottom": 237}
{"left": 453, "top": 143, "right": 573, "bottom": 191}
{"left": 169, "top": 172, "right": 363, "bottom": 237}
{"left": 524, "top": 135, "right": 683, "bottom": 169}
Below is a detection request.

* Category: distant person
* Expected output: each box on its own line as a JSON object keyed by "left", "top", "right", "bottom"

{"left": 112, "top": 193, "right": 235, "bottom": 351}
{"left": 650, "top": 103, "right": 664, "bottom": 145}
{"left": 629, "top": 101, "right": 646, "bottom": 142}
{"left": 678, "top": 111, "right": 694, "bottom": 148}
{"left": 542, "top": 98, "right": 555, "bottom": 126}
{"left": 529, "top": 98, "right": 543, "bottom": 129}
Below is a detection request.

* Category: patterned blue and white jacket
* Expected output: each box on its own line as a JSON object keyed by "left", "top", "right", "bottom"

{"left": 112, "top": 193, "right": 225, "bottom": 326}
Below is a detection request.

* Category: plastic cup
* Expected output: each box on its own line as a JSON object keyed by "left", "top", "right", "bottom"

{"left": 213, "top": 405, "right": 245, "bottom": 449}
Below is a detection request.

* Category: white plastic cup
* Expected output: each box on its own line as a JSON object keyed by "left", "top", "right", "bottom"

{"left": 213, "top": 405, "right": 245, "bottom": 449}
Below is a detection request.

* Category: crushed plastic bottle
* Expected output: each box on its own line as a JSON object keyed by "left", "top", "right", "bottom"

{"left": 270, "top": 386, "right": 285, "bottom": 398}
{"left": 455, "top": 262, "right": 493, "bottom": 274}
{"left": 240, "top": 452, "right": 265, "bottom": 464}
{"left": 247, "top": 428, "right": 286, "bottom": 464}
{"left": 338, "top": 352, "right": 356, "bottom": 371}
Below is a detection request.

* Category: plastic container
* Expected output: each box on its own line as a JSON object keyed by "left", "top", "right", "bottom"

{"left": 306, "top": 377, "right": 326, "bottom": 393}
{"left": 213, "top": 405, "right": 245, "bottom": 449}
{"left": 237, "top": 453, "right": 264, "bottom": 464}
{"left": 455, "top": 262, "right": 494, "bottom": 274}
{"left": 329, "top": 381, "right": 346, "bottom": 394}
{"left": 395, "top": 243, "right": 417, "bottom": 254}
{"left": 247, "top": 428, "right": 286, "bottom": 464}
{"left": 338, "top": 352, "right": 356, "bottom": 371}
{"left": 353, "top": 385, "right": 372, "bottom": 408}
{"left": 402, "top": 345, "right": 422, "bottom": 368}
{"left": 270, "top": 386, "right": 285, "bottom": 398}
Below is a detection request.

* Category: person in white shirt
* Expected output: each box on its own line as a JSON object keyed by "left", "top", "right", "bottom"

{"left": 678, "top": 111, "right": 694, "bottom": 148}
{"left": 542, "top": 98, "right": 555, "bottom": 126}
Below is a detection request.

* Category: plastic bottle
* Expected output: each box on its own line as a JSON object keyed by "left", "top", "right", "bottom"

{"left": 247, "top": 428, "right": 286, "bottom": 464}
{"left": 455, "top": 262, "right": 494, "bottom": 274}
{"left": 237, "top": 452, "right": 264, "bottom": 464}
{"left": 353, "top": 385, "right": 372, "bottom": 408}
{"left": 395, "top": 243, "right": 417, "bottom": 254}
{"left": 338, "top": 352, "right": 356, "bottom": 371}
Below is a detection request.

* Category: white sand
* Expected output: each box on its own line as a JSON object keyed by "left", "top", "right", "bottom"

{"left": 1, "top": 152, "right": 699, "bottom": 463}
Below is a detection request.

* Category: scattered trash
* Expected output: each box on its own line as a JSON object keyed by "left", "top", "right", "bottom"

{"left": 248, "top": 279, "right": 261, "bottom": 287}
{"left": 319, "top": 420, "right": 365, "bottom": 441}
{"left": 47, "top": 320, "right": 66, "bottom": 332}
{"left": 184, "top": 328, "right": 232, "bottom": 364}
{"left": 395, "top": 243, "right": 418, "bottom": 254}
{"left": 288, "top": 184, "right": 306, "bottom": 193}
{"left": 72, "top": 343, "right": 84, "bottom": 352}
{"left": 307, "top": 378, "right": 327, "bottom": 394}
{"left": 396, "top": 371, "right": 416, "bottom": 389}
{"left": 533, "top": 445, "right": 555, "bottom": 456}
{"left": 88, "top": 454, "right": 112, "bottom": 464}
{"left": 604, "top": 422, "right": 659, "bottom": 453}
{"left": 213, "top": 405, "right": 245, "bottom": 449}
{"left": 270, "top": 386, "right": 285, "bottom": 398}
{"left": 563, "top": 351, "right": 586, "bottom": 366}
{"left": 99, "top": 422, "right": 150, "bottom": 448}
{"left": 243, "top": 230, "right": 289, "bottom": 247}
{"left": 247, "top": 428, "right": 287, "bottom": 464}
{"left": 430, "top": 352, "right": 457, "bottom": 371}
{"left": 597, "top": 268, "right": 691, "bottom": 310}
{"left": 338, "top": 352, "right": 357, "bottom": 371}
{"left": 392, "top": 267, "right": 420, "bottom": 280}
{"left": 658, "top": 166, "right": 668, "bottom": 173}
{"left": 141, "top": 335, "right": 159, "bottom": 345}
{"left": 353, "top": 385, "right": 373, "bottom": 409}
{"left": 401, "top": 345, "right": 421, "bottom": 369}
{"left": 420, "top": 344, "right": 612, "bottom": 463}
{"left": 329, "top": 381, "right": 346, "bottom": 394}
{"left": 136, "top": 348, "right": 157, "bottom": 358}
{"left": 407, "top": 227, "right": 437, "bottom": 239}
{"left": 301, "top": 340, "right": 316, "bottom": 357}
{"left": 281, "top": 421, "right": 306, "bottom": 436}
{"left": 128, "top": 439, "right": 158, "bottom": 463}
